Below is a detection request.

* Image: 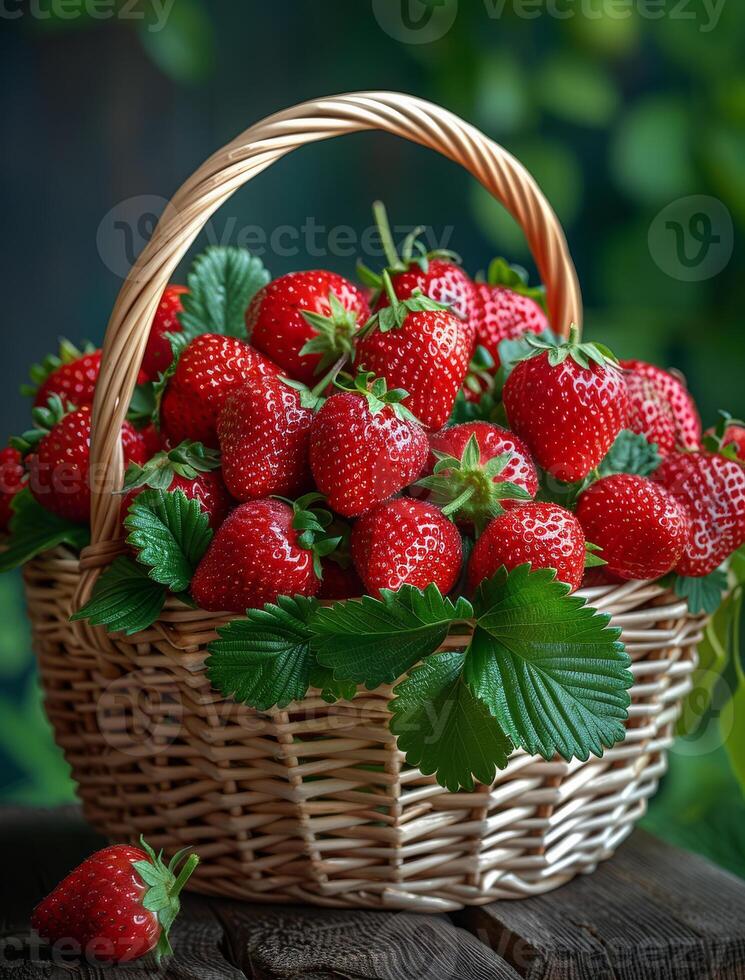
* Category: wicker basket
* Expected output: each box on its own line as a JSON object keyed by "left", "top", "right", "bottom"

{"left": 27, "top": 93, "right": 704, "bottom": 912}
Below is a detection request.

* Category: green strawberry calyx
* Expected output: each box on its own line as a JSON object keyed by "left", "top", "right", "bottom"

{"left": 702, "top": 410, "right": 745, "bottom": 460}
{"left": 336, "top": 370, "right": 421, "bottom": 425}
{"left": 584, "top": 541, "right": 607, "bottom": 568}
{"left": 20, "top": 338, "right": 97, "bottom": 399}
{"left": 477, "top": 257, "right": 546, "bottom": 307}
{"left": 120, "top": 440, "right": 221, "bottom": 494}
{"left": 415, "top": 434, "right": 532, "bottom": 533}
{"left": 133, "top": 836, "right": 199, "bottom": 963}
{"left": 357, "top": 200, "right": 462, "bottom": 288}
{"left": 358, "top": 271, "right": 447, "bottom": 340}
{"left": 298, "top": 291, "right": 363, "bottom": 376}
{"left": 10, "top": 395, "right": 73, "bottom": 456}
{"left": 526, "top": 324, "right": 620, "bottom": 371}
{"left": 276, "top": 492, "right": 343, "bottom": 579}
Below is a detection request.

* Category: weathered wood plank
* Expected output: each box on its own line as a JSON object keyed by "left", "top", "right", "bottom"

{"left": 458, "top": 831, "right": 745, "bottom": 980}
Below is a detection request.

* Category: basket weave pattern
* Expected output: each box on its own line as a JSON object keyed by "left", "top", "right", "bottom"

{"left": 27, "top": 548, "right": 702, "bottom": 911}
{"left": 24, "top": 93, "right": 704, "bottom": 910}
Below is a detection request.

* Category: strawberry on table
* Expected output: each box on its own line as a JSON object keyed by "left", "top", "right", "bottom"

{"left": 354, "top": 273, "right": 470, "bottom": 430}
{"left": 470, "top": 257, "right": 548, "bottom": 369}
{"left": 191, "top": 494, "right": 339, "bottom": 613}
{"left": 120, "top": 440, "right": 231, "bottom": 530}
{"left": 363, "top": 201, "right": 478, "bottom": 350}
{"left": 576, "top": 474, "right": 690, "bottom": 581}
{"left": 503, "top": 326, "right": 628, "bottom": 483}
{"left": 159, "top": 333, "right": 279, "bottom": 448}
{"left": 17, "top": 397, "right": 146, "bottom": 524}
{"left": 0, "top": 446, "right": 26, "bottom": 531}
{"left": 621, "top": 359, "right": 701, "bottom": 451}
{"left": 351, "top": 498, "right": 462, "bottom": 597}
{"left": 246, "top": 270, "right": 369, "bottom": 384}
{"left": 416, "top": 422, "right": 537, "bottom": 532}
{"left": 31, "top": 837, "right": 198, "bottom": 964}
{"left": 140, "top": 284, "right": 187, "bottom": 382}
{"left": 309, "top": 372, "right": 428, "bottom": 518}
{"left": 653, "top": 451, "right": 745, "bottom": 577}
{"left": 467, "top": 502, "right": 587, "bottom": 593}
{"left": 218, "top": 375, "right": 314, "bottom": 502}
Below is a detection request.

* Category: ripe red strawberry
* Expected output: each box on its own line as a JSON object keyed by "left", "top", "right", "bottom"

{"left": 139, "top": 422, "right": 164, "bottom": 458}
{"left": 467, "top": 502, "right": 586, "bottom": 593}
{"left": 318, "top": 559, "right": 364, "bottom": 600}
{"left": 191, "top": 495, "right": 338, "bottom": 612}
{"left": 653, "top": 452, "right": 745, "bottom": 577}
{"left": 29, "top": 343, "right": 102, "bottom": 409}
{"left": 218, "top": 376, "right": 313, "bottom": 501}
{"left": 503, "top": 328, "right": 628, "bottom": 482}
{"left": 351, "top": 498, "right": 462, "bottom": 597}
{"left": 576, "top": 475, "right": 690, "bottom": 581}
{"left": 141, "top": 284, "right": 187, "bottom": 382}
{"left": 416, "top": 422, "right": 537, "bottom": 531}
{"left": 703, "top": 413, "right": 745, "bottom": 464}
{"left": 0, "top": 446, "right": 26, "bottom": 531}
{"left": 470, "top": 258, "right": 548, "bottom": 368}
{"left": 624, "top": 370, "right": 676, "bottom": 454}
{"left": 120, "top": 441, "right": 232, "bottom": 530}
{"left": 621, "top": 360, "right": 701, "bottom": 451}
{"left": 719, "top": 425, "right": 745, "bottom": 462}
{"left": 354, "top": 277, "right": 470, "bottom": 430}
{"left": 364, "top": 202, "right": 477, "bottom": 350}
{"left": 309, "top": 374, "right": 428, "bottom": 518}
{"left": 21, "top": 399, "right": 146, "bottom": 524}
{"left": 31, "top": 838, "right": 198, "bottom": 964}
{"left": 246, "top": 270, "right": 369, "bottom": 384}
{"left": 160, "top": 333, "right": 279, "bottom": 447}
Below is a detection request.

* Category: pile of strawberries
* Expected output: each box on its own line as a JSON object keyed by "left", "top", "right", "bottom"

{"left": 3, "top": 204, "right": 745, "bottom": 616}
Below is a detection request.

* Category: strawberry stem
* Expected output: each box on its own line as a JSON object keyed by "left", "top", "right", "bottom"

{"left": 373, "top": 200, "right": 400, "bottom": 269}
{"left": 170, "top": 853, "right": 199, "bottom": 899}
{"left": 440, "top": 485, "right": 477, "bottom": 517}
{"left": 310, "top": 355, "right": 348, "bottom": 399}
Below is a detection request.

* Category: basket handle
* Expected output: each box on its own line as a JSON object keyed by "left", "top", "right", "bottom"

{"left": 78, "top": 91, "right": 582, "bottom": 597}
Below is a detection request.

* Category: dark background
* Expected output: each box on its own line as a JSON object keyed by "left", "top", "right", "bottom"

{"left": 1, "top": 0, "right": 744, "bottom": 873}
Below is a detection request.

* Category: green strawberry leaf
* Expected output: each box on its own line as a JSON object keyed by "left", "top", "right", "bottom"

{"left": 599, "top": 429, "right": 662, "bottom": 477}
{"left": 465, "top": 564, "right": 632, "bottom": 761}
{"left": 672, "top": 568, "right": 729, "bottom": 615}
{"left": 312, "top": 585, "right": 474, "bottom": 689}
{"left": 70, "top": 556, "right": 167, "bottom": 635}
{"left": 390, "top": 650, "right": 513, "bottom": 792}
{"left": 179, "top": 246, "right": 269, "bottom": 340}
{"left": 309, "top": 664, "right": 358, "bottom": 704}
{"left": 127, "top": 381, "right": 157, "bottom": 426}
{"left": 124, "top": 489, "right": 213, "bottom": 593}
{"left": 206, "top": 595, "right": 320, "bottom": 710}
{"left": 0, "top": 490, "right": 90, "bottom": 572}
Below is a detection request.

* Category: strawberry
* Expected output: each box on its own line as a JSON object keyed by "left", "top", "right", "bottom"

{"left": 362, "top": 201, "right": 477, "bottom": 350}
{"left": 120, "top": 441, "right": 231, "bottom": 530}
{"left": 720, "top": 425, "right": 745, "bottom": 462}
{"left": 141, "top": 284, "right": 187, "bottom": 382}
{"left": 24, "top": 340, "right": 101, "bottom": 409}
{"left": 703, "top": 412, "right": 745, "bottom": 464}
{"left": 354, "top": 276, "right": 470, "bottom": 430}
{"left": 246, "top": 270, "right": 369, "bottom": 384}
{"left": 576, "top": 475, "right": 690, "bottom": 581}
{"left": 31, "top": 837, "right": 198, "bottom": 964}
{"left": 621, "top": 360, "right": 701, "bottom": 451}
{"left": 470, "top": 258, "right": 548, "bottom": 368}
{"left": 653, "top": 451, "right": 745, "bottom": 577}
{"left": 503, "top": 327, "right": 628, "bottom": 482}
{"left": 318, "top": 559, "right": 364, "bottom": 600}
{"left": 139, "top": 422, "right": 164, "bottom": 458}
{"left": 467, "top": 502, "right": 586, "bottom": 593}
{"left": 217, "top": 376, "right": 313, "bottom": 501}
{"left": 191, "top": 495, "right": 339, "bottom": 613}
{"left": 19, "top": 398, "right": 146, "bottom": 524}
{"left": 0, "top": 446, "right": 26, "bottom": 531}
{"left": 624, "top": 370, "right": 676, "bottom": 454}
{"left": 159, "top": 333, "right": 279, "bottom": 447}
{"left": 309, "top": 373, "right": 428, "bottom": 518}
{"left": 416, "top": 422, "right": 537, "bottom": 531}
{"left": 351, "top": 498, "right": 462, "bottom": 597}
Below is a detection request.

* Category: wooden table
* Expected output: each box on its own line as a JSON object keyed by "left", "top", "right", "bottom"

{"left": 2, "top": 807, "right": 745, "bottom": 978}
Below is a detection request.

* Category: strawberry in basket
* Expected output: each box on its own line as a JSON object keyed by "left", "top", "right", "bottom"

{"left": 470, "top": 258, "right": 548, "bottom": 370}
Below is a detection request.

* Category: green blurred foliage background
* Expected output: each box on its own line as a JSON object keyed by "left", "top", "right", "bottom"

{"left": 1, "top": 0, "right": 744, "bottom": 872}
